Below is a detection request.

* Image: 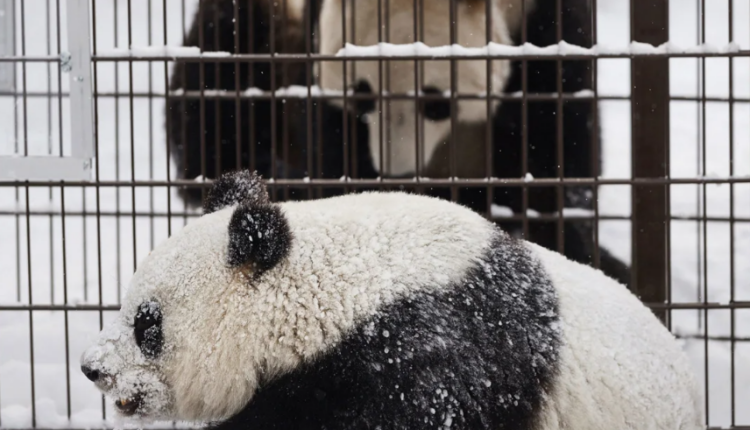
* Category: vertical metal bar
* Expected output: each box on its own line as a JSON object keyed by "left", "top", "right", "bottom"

{"left": 248, "top": 1, "right": 257, "bottom": 176}
{"left": 25, "top": 184, "right": 37, "bottom": 428}
{"left": 727, "top": 0, "right": 736, "bottom": 425}
{"left": 46, "top": 0, "right": 55, "bottom": 305}
{"left": 413, "top": 0, "right": 420, "bottom": 182}
{"left": 448, "top": 0, "right": 457, "bottom": 202}
{"left": 128, "top": 0, "right": 137, "bottom": 273}
{"left": 694, "top": 0, "right": 702, "bottom": 331}
{"left": 591, "top": 0, "right": 601, "bottom": 270}
{"left": 213, "top": 5, "right": 222, "bottom": 182}
{"left": 484, "top": 0, "right": 493, "bottom": 216}
{"left": 305, "top": 0, "right": 313, "bottom": 200}
{"left": 57, "top": 0, "right": 70, "bottom": 416}
{"left": 270, "top": 0, "right": 279, "bottom": 200}
{"left": 699, "top": 0, "right": 708, "bottom": 424}
{"left": 555, "top": 0, "right": 564, "bottom": 254}
{"left": 89, "top": 0, "right": 106, "bottom": 419}
{"left": 60, "top": 182, "right": 71, "bottom": 420}
{"left": 233, "top": 0, "right": 241, "bottom": 178}
{"left": 20, "top": 3, "right": 35, "bottom": 413}
{"left": 11, "top": 0, "right": 20, "bottom": 307}
{"left": 163, "top": 0, "right": 172, "bottom": 236}
{"left": 377, "top": 0, "right": 384, "bottom": 182}
{"left": 340, "top": 0, "right": 349, "bottom": 189}
{"left": 148, "top": 0, "right": 155, "bottom": 250}
{"left": 19, "top": 3, "right": 36, "bottom": 424}
{"left": 281, "top": 0, "right": 291, "bottom": 201}
{"left": 350, "top": 0, "right": 358, "bottom": 181}
{"left": 630, "top": 0, "right": 669, "bottom": 324}
{"left": 521, "top": 0, "right": 529, "bottom": 239}
{"left": 112, "top": 0, "right": 122, "bottom": 303}
{"left": 199, "top": 0, "right": 207, "bottom": 204}
{"left": 0, "top": 0, "right": 14, "bottom": 92}
{"left": 66, "top": 0, "right": 95, "bottom": 161}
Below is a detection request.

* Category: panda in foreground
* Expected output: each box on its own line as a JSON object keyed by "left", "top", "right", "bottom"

{"left": 80, "top": 170, "right": 703, "bottom": 429}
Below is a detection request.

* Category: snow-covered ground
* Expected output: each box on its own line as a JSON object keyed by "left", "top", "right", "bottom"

{"left": 1, "top": 0, "right": 749, "bottom": 428}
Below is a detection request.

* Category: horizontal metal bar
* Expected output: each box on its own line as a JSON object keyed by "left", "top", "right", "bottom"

{"left": 4, "top": 91, "right": 750, "bottom": 104}
{"left": 3, "top": 301, "right": 749, "bottom": 312}
{"left": 0, "top": 304, "right": 121, "bottom": 311}
{"left": 0, "top": 156, "right": 92, "bottom": 181}
{"left": 89, "top": 50, "right": 750, "bottom": 62}
{"left": 0, "top": 176, "right": 748, "bottom": 188}
{"left": 0, "top": 55, "right": 61, "bottom": 62}
{"left": 1, "top": 209, "right": 749, "bottom": 224}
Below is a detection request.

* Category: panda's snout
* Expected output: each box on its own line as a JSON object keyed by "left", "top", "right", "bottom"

{"left": 81, "top": 365, "right": 105, "bottom": 382}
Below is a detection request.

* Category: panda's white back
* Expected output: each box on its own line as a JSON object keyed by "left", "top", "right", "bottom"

{"left": 526, "top": 243, "right": 703, "bottom": 429}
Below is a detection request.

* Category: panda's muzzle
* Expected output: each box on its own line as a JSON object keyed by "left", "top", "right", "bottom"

{"left": 115, "top": 393, "right": 143, "bottom": 416}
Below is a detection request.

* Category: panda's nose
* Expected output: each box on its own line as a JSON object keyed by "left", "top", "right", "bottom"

{"left": 81, "top": 365, "right": 102, "bottom": 382}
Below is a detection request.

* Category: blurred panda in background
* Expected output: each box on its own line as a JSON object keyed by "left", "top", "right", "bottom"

{"left": 166, "top": 0, "right": 630, "bottom": 287}
{"left": 314, "top": 0, "right": 631, "bottom": 287}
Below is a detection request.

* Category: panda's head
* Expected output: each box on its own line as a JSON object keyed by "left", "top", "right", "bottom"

{"left": 318, "top": 0, "right": 534, "bottom": 177}
{"left": 79, "top": 170, "right": 292, "bottom": 423}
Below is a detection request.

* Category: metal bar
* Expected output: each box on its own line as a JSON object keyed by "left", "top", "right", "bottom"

{"left": 0, "top": 176, "right": 748, "bottom": 188}
{"left": 65, "top": 0, "right": 95, "bottom": 159}
{"left": 0, "top": 157, "right": 92, "bottom": 180}
{"left": 84, "top": 50, "right": 750, "bottom": 62}
{"left": 5, "top": 301, "right": 750, "bottom": 312}
{"left": 0, "top": 0, "right": 14, "bottom": 91}
{"left": 630, "top": 0, "right": 669, "bottom": 324}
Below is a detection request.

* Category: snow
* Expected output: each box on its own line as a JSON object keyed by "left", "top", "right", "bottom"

{"left": 335, "top": 40, "right": 744, "bottom": 59}
{"left": 95, "top": 46, "right": 231, "bottom": 58}
{"left": 0, "top": 0, "right": 749, "bottom": 428}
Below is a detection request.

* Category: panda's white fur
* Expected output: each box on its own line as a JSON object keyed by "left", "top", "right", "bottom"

{"left": 317, "top": 0, "right": 529, "bottom": 176}
{"left": 82, "top": 189, "right": 495, "bottom": 422}
{"left": 81, "top": 171, "right": 702, "bottom": 429}
{"left": 526, "top": 242, "right": 703, "bottom": 428}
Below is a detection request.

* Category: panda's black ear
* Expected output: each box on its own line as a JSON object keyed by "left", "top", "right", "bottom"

{"left": 226, "top": 203, "right": 292, "bottom": 273}
{"left": 203, "top": 170, "right": 270, "bottom": 214}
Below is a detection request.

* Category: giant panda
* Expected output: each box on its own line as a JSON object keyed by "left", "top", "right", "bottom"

{"left": 166, "top": 0, "right": 316, "bottom": 207}
{"left": 166, "top": 0, "right": 376, "bottom": 207}
{"left": 313, "top": 0, "right": 633, "bottom": 287}
{"left": 80, "top": 169, "right": 702, "bottom": 429}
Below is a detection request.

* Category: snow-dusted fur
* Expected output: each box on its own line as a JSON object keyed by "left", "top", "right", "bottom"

{"left": 318, "top": 0, "right": 526, "bottom": 176}
{"left": 527, "top": 243, "right": 703, "bottom": 429}
{"left": 81, "top": 170, "right": 702, "bottom": 429}
{"left": 80, "top": 182, "right": 496, "bottom": 422}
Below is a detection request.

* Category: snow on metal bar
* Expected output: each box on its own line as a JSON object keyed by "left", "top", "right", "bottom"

{"left": 335, "top": 40, "right": 743, "bottom": 58}
{"left": 95, "top": 45, "right": 231, "bottom": 58}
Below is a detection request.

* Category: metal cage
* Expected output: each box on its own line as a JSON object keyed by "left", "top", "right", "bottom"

{"left": 0, "top": 0, "right": 749, "bottom": 428}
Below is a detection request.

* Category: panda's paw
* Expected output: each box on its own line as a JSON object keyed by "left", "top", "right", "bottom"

{"left": 203, "top": 170, "right": 270, "bottom": 214}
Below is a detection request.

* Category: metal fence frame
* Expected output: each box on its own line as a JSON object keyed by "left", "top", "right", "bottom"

{"left": 0, "top": 0, "right": 93, "bottom": 181}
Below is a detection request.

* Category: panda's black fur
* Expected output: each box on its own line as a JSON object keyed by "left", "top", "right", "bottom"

{"left": 166, "top": 0, "right": 630, "bottom": 287}
{"left": 166, "top": 0, "right": 319, "bottom": 207}
{"left": 202, "top": 171, "right": 561, "bottom": 430}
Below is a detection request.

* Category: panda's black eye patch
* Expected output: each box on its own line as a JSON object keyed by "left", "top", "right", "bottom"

{"left": 420, "top": 86, "right": 451, "bottom": 121}
{"left": 134, "top": 301, "right": 163, "bottom": 359}
{"left": 352, "top": 80, "right": 375, "bottom": 116}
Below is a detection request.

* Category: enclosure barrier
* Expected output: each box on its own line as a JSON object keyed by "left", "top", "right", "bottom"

{"left": 0, "top": 0, "right": 749, "bottom": 428}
